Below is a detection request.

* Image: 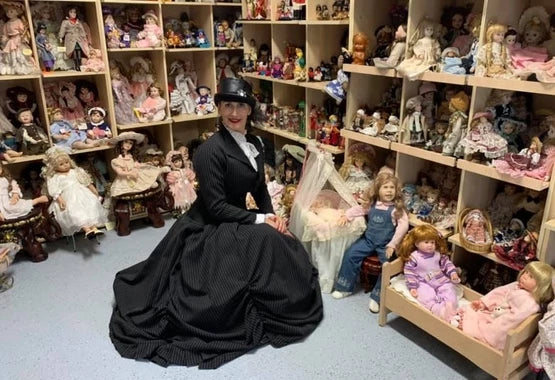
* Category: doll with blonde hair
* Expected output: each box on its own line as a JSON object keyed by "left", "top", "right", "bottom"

{"left": 442, "top": 91, "right": 469, "bottom": 156}
{"left": 397, "top": 224, "right": 460, "bottom": 320}
{"left": 475, "top": 23, "right": 515, "bottom": 78}
{"left": 41, "top": 147, "right": 107, "bottom": 239}
{"left": 397, "top": 19, "right": 441, "bottom": 80}
{"left": 338, "top": 150, "right": 374, "bottom": 203}
{"left": 332, "top": 172, "right": 409, "bottom": 313}
{"left": 452, "top": 261, "right": 554, "bottom": 350}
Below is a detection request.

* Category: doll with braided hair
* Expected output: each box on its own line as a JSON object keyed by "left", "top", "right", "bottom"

{"left": 475, "top": 23, "right": 515, "bottom": 79}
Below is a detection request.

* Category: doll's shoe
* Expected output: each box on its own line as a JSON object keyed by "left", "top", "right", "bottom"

{"left": 450, "top": 314, "right": 461, "bottom": 328}
{"left": 331, "top": 290, "right": 352, "bottom": 299}
{"left": 85, "top": 230, "right": 96, "bottom": 240}
{"left": 93, "top": 228, "right": 104, "bottom": 237}
{"left": 368, "top": 299, "right": 380, "bottom": 313}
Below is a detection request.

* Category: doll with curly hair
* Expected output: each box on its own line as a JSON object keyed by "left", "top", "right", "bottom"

{"left": 475, "top": 23, "right": 515, "bottom": 78}
{"left": 165, "top": 150, "right": 196, "bottom": 214}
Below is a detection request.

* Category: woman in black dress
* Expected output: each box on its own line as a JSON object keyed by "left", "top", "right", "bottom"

{"left": 109, "top": 78, "right": 323, "bottom": 369}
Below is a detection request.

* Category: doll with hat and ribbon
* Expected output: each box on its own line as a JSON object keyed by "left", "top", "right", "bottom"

{"left": 134, "top": 10, "right": 163, "bottom": 48}
{"left": 195, "top": 86, "right": 215, "bottom": 115}
{"left": 457, "top": 111, "right": 508, "bottom": 162}
{"left": 58, "top": 6, "right": 93, "bottom": 71}
{"left": 165, "top": 150, "right": 196, "bottom": 215}
{"left": 86, "top": 107, "right": 112, "bottom": 141}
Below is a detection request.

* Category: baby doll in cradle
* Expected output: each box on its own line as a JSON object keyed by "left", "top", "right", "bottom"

{"left": 42, "top": 147, "right": 107, "bottom": 239}
{"left": 397, "top": 224, "right": 460, "bottom": 321}
{"left": 165, "top": 150, "right": 196, "bottom": 215}
{"left": 462, "top": 209, "right": 490, "bottom": 244}
{"left": 451, "top": 261, "right": 554, "bottom": 350}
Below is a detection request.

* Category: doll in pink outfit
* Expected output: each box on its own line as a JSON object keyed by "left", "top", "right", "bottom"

{"left": 451, "top": 261, "right": 554, "bottom": 350}
{"left": 510, "top": 7, "right": 550, "bottom": 75}
{"left": 58, "top": 82, "right": 85, "bottom": 124}
{"left": 1, "top": 2, "right": 37, "bottom": 75}
{"left": 463, "top": 211, "right": 488, "bottom": 244}
{"left": 134, "top": 85, "right": 166, "bottom": 123}
{"left": 398, "top": 224, "right": 460, "bottom": 320}
{"left": 134, "top": 11, "right": 162, "bottom": 48}
{"left": 80, "top": 49, "right": 105, "bottom": 72}
{"left": 528, "top": 278, "right": 555, "bottom": 379}
{"left": 165, "top": 150, "right": 196, "bottom": 214}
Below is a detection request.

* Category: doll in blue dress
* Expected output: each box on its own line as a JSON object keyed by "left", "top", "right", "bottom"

{"left": 49, "top": 108, "right": 99, "bottom": 151}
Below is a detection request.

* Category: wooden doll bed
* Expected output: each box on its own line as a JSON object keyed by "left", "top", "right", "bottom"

{"left": 378, "top": 259, "right": 540, "bottom": 380}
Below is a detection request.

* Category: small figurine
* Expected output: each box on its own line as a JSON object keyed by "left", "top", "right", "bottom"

{"left": 104, "top": 12, "right": 122, "bottom": 49}
{"left": 194, "top": 86, "right": 215, "bottom": 115}
{"left": 58, "top": 82, "right": 86, "bottom": 124}
{"left": 80, "top": 49, "right": 105, "bottom": 72}
{"left": 418, "top": 81, "right": 437, "bottom": 129}
{"left": 246, "top": 0, "right": 255, "bottom": 20}
{"left": 397, "top": 19, "right": 441, "bottom": 80}
{"left": 441, "top": 6, "right": 470, "bottom": 49}
{"left": 36, "top": 22, "right": 55, "bottom": 72}
{"left": 373, "top": 24, "right": 407, "bottom": 68}
{"left": 442, "top": 91, "right": 469, "bottom": 157}
{"left": 120, "top": 24, "right": 132, "bottom": 48}
{"left": 110, "top": 60, "right": 137, "bottom": 125}
{"left": 124, "top": 6, "right": 144, "bottom": 42}
{"left": 134, "top": 11, "right": 163, "bottom": 48}
{"left": 271, "top": 56, "right": 283, "bottom": 79}
{"left": 440, "top": 47, "right": 466, "bottom": 75}
{"left": 134, "top": 85, "right": 167, "bottom": 123}
{"left": 352, "top": 32, "right": 369, "bottom": 65}
{"left": 487, "top": 184, "right": 523, "bottom": 229}
{"left": 15, "top": 109, "right": 49, "bottom": 155}
{"left": 457, "top": 111, "right": 508, "bottom": 161}
{"left": 254, "top": 0, "right": 267, "bottom": 19}
{"left": 493, "top": 136, "right": 543, "bottom": 174}
{"left": 510, "top": 6, "right": 550, "bottom": 75}
{"left": 338, "top": 150, "right": 374, "bottom": 202}
{"left": 42, "top": 147, "right": 107, "bottom": 238}
{"left": 165, "top": 150, "right": 196, "bottom": 214}
{"left": 6, "top": 86, "right": 38, "bottom": 127}
{"left": 59, "top": 6, "right": 93, "bottom": 71}
{"left": 86, "top": 107, "right": 112, "bottom": 140}
{"left": 293, "top": 48, "right": 306, "bottom": 80}
{"left": 475, "top": 23, "right": 515, "bottom": 78}
{"left": 325, "top": 69, "right": 349, "bottom": 104}
{"left": 400, "top": 96, "right": 426, "bottom": 145}
{"left": 196, "top": 29, "right": 210, "bottom": 48}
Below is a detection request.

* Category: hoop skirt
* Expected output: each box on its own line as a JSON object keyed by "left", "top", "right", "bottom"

{"left": 109, "top": 127, "right": 323, "bottom": 369}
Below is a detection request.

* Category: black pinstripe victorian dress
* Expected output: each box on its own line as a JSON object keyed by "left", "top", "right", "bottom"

{"left": 109, "top": 126, "right": 323, "bottom": 369}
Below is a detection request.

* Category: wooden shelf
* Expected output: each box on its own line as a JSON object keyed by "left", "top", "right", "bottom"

{"left": 340, "top": 128, "right": 391, "bottom": 150}
{"left": 418, "top": 71, "right": 466, "bottom": 86}
{"left": 467, "top": 76, "right": 555, "bottom": 96}
{"left": 456, "top": 159, "right": 550, "bottom": 191}
{"left": 165, "top": 47, "right": 214, "bottom": 53}
{"left": 544, "top": 219, "right": 555, "bottom": 233}
{"left": 343, "top": 64, "right": 397, "bottom": 78}
{"left": 68, "top": 145, "right": 113, "bottom": 156}
{"left": 449, "top": 234, "right": 513, "bottom": 269}
{"left": 214, "top": 47, "right": 244, "bottom": 51}
{"left": 408, "top": 213, "right": 452, "bottom": 238}
{"left": 42, "top": 71, "right": 106, "bottom": 79}
{"left": 103, "top": 0, "right": 160, "bottom": 4}
{"left": 117, "top": 120, "right": 171, "bottom": 130}
{"left": 238, "top": 19, "right": 272, "bottom": 24}
{"left": 302, "top": 20, "right": 350, "bottom": 25}
{"left": 2, "top": 154, "right": 45, "bottom": 165}
{"left": 108, "top": 47, "right": 164, "bottom": 53}
{"left": 255, "top": 124, "right": 344, "bottom": 155}
{"left": 172, "top": 112, "right": 218, "bottom": 123}
{"left": 391, "top": 142, "right": 456, "bottom": 167}
{"left": 240, "top": 72, "right": 299, "bottom": 86}
{"left": 214, "top": 2, "right": 242, "bottom": 6}
{"left": 299, "top": 81, "right": 329, "bottom": 91}
{"left": 0, "top": 74, "right": 41, "bottom": 81}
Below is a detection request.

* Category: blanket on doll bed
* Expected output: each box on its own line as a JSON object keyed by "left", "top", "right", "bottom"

{"left": 390, "top": 274, "right": 470, "bottom": 308}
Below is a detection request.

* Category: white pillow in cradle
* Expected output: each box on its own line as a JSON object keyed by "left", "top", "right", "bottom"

{"left": 390, "top": 274, "right": 470, "bottom": 308}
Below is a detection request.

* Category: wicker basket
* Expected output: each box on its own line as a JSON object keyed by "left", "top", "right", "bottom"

{"left": 458, "top": 208, "right": 493, "bottom": 254}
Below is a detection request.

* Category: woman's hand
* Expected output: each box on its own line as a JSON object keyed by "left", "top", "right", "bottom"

{"left": 265, "top": 215, "right": 287, "bottom": 234}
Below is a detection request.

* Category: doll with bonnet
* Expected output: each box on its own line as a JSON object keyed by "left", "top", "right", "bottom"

{"left": 475, "top": 23, "right": 515, "bottom": 78}
{"left": 457, "top": 111, "right": 508, "bottom": 161}
{"left": 442, "top": 91, "right": 469, "bottom": 157}
{"left": 42, "top": 147, "right": 107, "bottom": 239}
{"left": 134, "top": 10, "right": 162, "bottom": 48}
{"left": 516, "top": 11, "right": 555, "bottom": 83}
{"left": 1, "top": 1, "right": 38, "bottom": 75}
{"left": 510, "top": 6, "right": 550, "bottom": 76}
{"left": 396, "top": 19, "right": 441, "bottom": 80}
{"left": 165, "top": 150, "right": 196, "bottom": 214}
{"left": 400, "top": 96, "right": 426, "bottom": 145}
{"left": 80, "top": 49, "right": 105, "bottom": 72}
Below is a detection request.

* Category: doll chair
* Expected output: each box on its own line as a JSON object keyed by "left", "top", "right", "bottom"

{"left": 0, "top": 206, "right": 62, "bottom": 262}
{"left": 289, "top": 144, "right": 366, "bottom": 293}
{"left": 112, "top": 185, "right": 174, "bottom": 236}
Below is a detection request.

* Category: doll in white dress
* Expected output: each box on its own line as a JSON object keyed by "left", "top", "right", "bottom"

{"left": 397, "top": 19, "right": 441, "bottom": 80}
{"left": 0, "top": 161, "right": 48, "bottom": 221}
{"left": 42, "top": 147, "right": 107, "bottom": 239}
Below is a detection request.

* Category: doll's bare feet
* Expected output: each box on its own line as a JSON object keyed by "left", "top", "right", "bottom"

{"left": 32, "top": 195, "right": 50, "bottom": 205}
{"left": 7, "top": 150, "right": 23, "bottom": 157}
{"left": 3, "top": 155, "right": 14, "bottom": 163}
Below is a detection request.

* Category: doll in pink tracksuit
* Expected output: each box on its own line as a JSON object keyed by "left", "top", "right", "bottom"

{"left": 398, "top": 224, "right": 460, "bottom": 321}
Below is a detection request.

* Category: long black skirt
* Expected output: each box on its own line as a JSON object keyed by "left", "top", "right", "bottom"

{"left": 109, "top": 216, "right": 323, "bottom": 369}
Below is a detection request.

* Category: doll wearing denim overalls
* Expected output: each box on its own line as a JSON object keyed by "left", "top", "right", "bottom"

{"left": 332, "top": 172, "right": 409, "bottom": 313}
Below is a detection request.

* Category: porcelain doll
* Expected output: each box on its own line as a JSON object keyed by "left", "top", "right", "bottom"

{"left": 440, "top": 47, "right": 466, "bottom": 75}
{"left": 475, "top": 23, "right": 515, "bottom": 79}
{"left": 165, "top": 150, "right": 196, "bottom": 214}
{"left": 110, "top": 61, "right": 137, "bottom": 124}
{"left": 129, "top": 57, "right": 155, "bottom": 106}
{"left": 0, "top": 161, "right": 48, "bottom": 221}
{"left": 451, "top": 262, "right": 554, "bottom": 351}
{"left": 504, "top": 27, "right": 521, "bottom": 56}
{"left": 124, "top": 7, "right": 144, "bottom": 42}
{"left": 86, "top": 107, "right": 111, "bottom": 141}
{"left": 196, "top": 29, "right": 210, "bottom": 48}
{"left": 352, "top": 33, "right": 369, "bottom": 65}
{"left": 271, "top": 56, "right": 283, "bottom": 79}
{"left": 278, "top": 150, "right": 302, "bottom": 186}
{"left": 400, "top": 96, "right": 426, "bottom": 145}
{"left": 510, "top": 7, "right": 550, "bottom": 74}
{"left": 134, "top": 85, "right": 167, "bottom": 123}
{"left": 528, "top": 286, "right": 555, "bottom": 380}
{"left": 442, "top": 91, "right": 469, "bottom": 157}
{"left": 58, "top": 82, "right": 86, "bottom": 124}
{"left": 293, "top": 48, "right": 306, "bottom": 81}
{"left": 488, "top": 185, "right": 524, "bottom": 231}
{"left": 0, "top": 136, "right": 22, "bottom": 163}
{"left": 382, "top": 115, "right": 400, "bottom": 141}
{"left": 425, "top": 122, "right": 448, "bottom": 152}
{"left": 6, "top": 86, "right": 38, "bottom": 127}
{"left": 216, "top": 54, "right": 236, "bottom": 83}
{"left": 457, "top": 112, "right": 508, "bottom": 161}
{"left": 339, "top": 151, "right": 374, "bottom": 203}
{"left": 36, "top": 23, "right": 55, "bottom": 72}
{"left": 110, "top": 132, "right": 162, "bottom": 198}
{"left": 373, "top": 24, "right": 407, "bottom": 69}
{"left": 462, "top": 209, "right": 490, "bottom": 244}
{"left": 120, "top": 25, "right": 132, "bottom": 48}
{"left": 80, "top": 49, "right": 104, "bottom": 72}
{"left": 42, "top": 147, "right": 107, "bottom": 238}
{"left": 246, "top": 0, "right": 255, "bottom": 20}
{"left": 215, "top": 23, "right": 226, "bottom": 48}
{"left": 397, "top": 19, "right": 441, "bottom": 80}
{"left": 541, "top": 13, "right": 555, "bottom": 57}
{"left": 194, "top": 86, "right": 215, "bottom": 115}
{"left": 254, "top": 0, "right": 267, "bottom": 19}
{"left": 169, "top": 61, "right": 197, "bottom": 115}
{"left": 493, "top": 137, "right": 546, "bottom": 179}
{"left": 331, "top": 172, "right": 409, "bottom": 314}
{"left": 436, "top": 86, "right": 459, "bottom": 122}
{"left": 49, "top": 108, "right": 99, "bottom": 151}
{"left": 419, "top": 82, "right": 437, "bottom": 130}
{"left": 397, "top": 224, "right": 460, "bottom": 320}
{"left": 441, "top": 6, "right": 469, "bottom": 49}
{"left": 59, "top": 7, "right": 93, "bottom": 71}
{"left": 15, "top": 109, "right": 48, "bottom": 155}
{"left": 1, "top": 2, "right": 37, "bottom": 75}
{"left": 485, "top": 89, "right": 516, "bottom": 131}
{"left": 498, "top": 118, "right": 525, "bottom": 153}
{"left": 372, "top": 25, "right": 394, "bottom": 59}
{"left": 104, "top": 13, "right": 122, "bottom": 49}
{"left": 76, "top": 81, "right": 100, "bottom": 113}
{"left": 134, "top": 11, "right": 163, "bottom": 48}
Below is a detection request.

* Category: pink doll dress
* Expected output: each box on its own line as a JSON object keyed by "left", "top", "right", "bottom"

{"left": 166, "top": 168, "right": 197, "bottom": 211}
{"left": 460, "top": 281, "right": 540, "bottom": 350}
{"left": 0, "top": 178, "right": 33, "bottom": 220}
{"left": 110, "top": 155, "right": 161, "bottom": 197}
{"left": 528, "top": 298, "right": 555, "bottom": 378}
{"left": 2, "top": 18, "right": 24, "bottom": 53}
{"left": 517, "top": 57, "right": 555, "bottom": 83}
{"left": 457, "top": 119, "right": 508, "bottom": 159}
{"left": 112, "top": 77, "right": 137, "bottom": 124}
{"left": 135, "top": 24, "right": 162, "bottom": 48}
{"left": 494, "top": 145, "right": 555, "bottom": 181}
{"left": 81, "top": 57, "right": 105, "bottom": 72}
{"left": 510, "top": 46, "right": 548, "bottom": 71}
{"left": 137, "top": 96, "right": 166, "bottom": 122}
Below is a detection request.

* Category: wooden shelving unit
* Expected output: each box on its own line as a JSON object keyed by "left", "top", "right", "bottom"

{"left": 255, "top": 124, "right": 344, "bottom": 155}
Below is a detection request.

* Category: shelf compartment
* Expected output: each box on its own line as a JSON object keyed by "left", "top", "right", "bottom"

{"left": 456, "top": 159, "right": 550, "bottom": 192}
{"left": 0, "top": 74, "right": 41, "bottom": 81}
{"left": 241, "top": 72, "right": 299, "bottom": 86}
{"left": 418, "top": 71, "right": 466, "bottom": 86}
{"left": 391, "top": 142, "right": 456, "bottom": 167}
{"left": 301, "top": 20, "right": 350, "bottom": 25}
{"left": 467, "top": 76, "right": 555, "bottom": 97}
{"left": 172, "top": 112, "right": 219, "bottom": 123}
{"left": 67, "top": 145, "right": 114, "bottom": 156}
{"left": 3, "top": 153, "right": 45, "bottom": 165}
{"left": 42, "top": 71, "right": 106, "bottom": 79}
{"left": 449, "top": 234, "right": 513, "bottom": 269}
{"left": 408, "top": 213, "right": 452, "bottom": 238}
{"left": 255, "top": 124, "right": 344, "bottom": 155}
{"left": 108, "top": 47, "right": 165, "bottom": 53}
{"left": 117, "top": 120, "right": 172, "bottom": 130}
{"left": 343, "top": 64, "right": 397, "bottom": 78}
{"left": 238, "top": 19, "right": 273, "bottom": 24}
{"left": 340, "top": 129, "right": 391, "bottom": 150}
{"left": 165, "top": 47, "right": 215, "bottom": 53}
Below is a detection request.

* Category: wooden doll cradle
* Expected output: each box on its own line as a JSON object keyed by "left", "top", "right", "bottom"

{"left": 378, "top": 258, "right": 540, "bottom": 380}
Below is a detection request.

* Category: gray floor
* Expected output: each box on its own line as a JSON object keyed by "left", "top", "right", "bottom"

{"left": 1, "top": 217, "right": 499, "bottom": 380}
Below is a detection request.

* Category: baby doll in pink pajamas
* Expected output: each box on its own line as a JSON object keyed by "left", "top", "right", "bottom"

{"left": 398, "top": 224, "right": 460, "bottom": 321}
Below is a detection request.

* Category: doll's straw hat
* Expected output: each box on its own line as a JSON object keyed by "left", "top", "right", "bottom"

{"left": 113, "top": 131, "right": 145, "bottom": 143}
{"left": 142, "top": 10, "right": 158, "bottom": 22}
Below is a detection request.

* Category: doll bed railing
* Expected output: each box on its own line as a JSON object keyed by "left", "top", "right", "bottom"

{"left": 378, "top": 259, "right": 540, "bottom": 380}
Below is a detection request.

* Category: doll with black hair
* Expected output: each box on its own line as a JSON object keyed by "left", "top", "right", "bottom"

{"left": 440, "top": 6, "right": 470, "bottom": 49}
{"left": 165, "top": 150, "right": 196, "bottom": 214}
{"left": 36, "top": 22, "right": 55, "bottom": 72}
{"left": 15, "top": 109, "right": 49, "bottom": 155}
{"left": 58, "top": 6, "right": 92, "bottom": 71}
{"left": 6, "top": 86, "right": 38, "bottom": 127}
{"left": 372, "top": 25, "right": 394, "bottom": 59}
